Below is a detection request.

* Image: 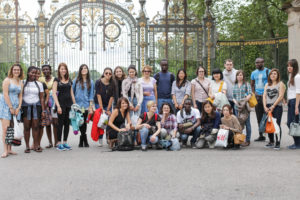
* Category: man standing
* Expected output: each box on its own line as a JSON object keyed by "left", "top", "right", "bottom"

{"left": 223, "top": 59, "right": 237, "bottom": 115}
{"left": 251, "top": 58, "right": 270, "bottom": 142}
{"left": 154, "top": 59, "right": 175, "bottom": 111}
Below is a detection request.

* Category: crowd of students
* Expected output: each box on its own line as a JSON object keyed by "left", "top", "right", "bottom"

{"left": 1, "top": 58, "right": 300, "bottom": 157}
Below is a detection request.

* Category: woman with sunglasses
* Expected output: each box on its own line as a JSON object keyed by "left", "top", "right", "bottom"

{"left": 139, "top": 65, "right": 157, "bottom": 113}
{"left": 94, "top": 67, "right": 115, "bottom": 146}
{"left": 191, "top": 66, "right": 210, "bottom": 114}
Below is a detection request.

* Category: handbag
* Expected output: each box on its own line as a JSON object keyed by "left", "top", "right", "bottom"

{"left": 289, "top": 116, "right": 300, "bottom": 137}
{"left": 5, "top": 118, "right": 14, "bottom": 145}
{"left": 234, "top": 133, "right": 246, "bottom": 144}
{"left": 245, "top": 83, "right": 258, "bottom": 108}
{"left": 265, "top": 112, "right": 275, "bottom": 134}
{"left": 207, "top": 81, "right": 224, "bottom": 104}
{"left": 41, "top": 110, "right": 52, "bottom": 126}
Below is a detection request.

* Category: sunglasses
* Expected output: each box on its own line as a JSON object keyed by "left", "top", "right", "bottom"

{"left": 143, "top": 70, "right": 151, "bottom": 73}
{"left": 105, "top": 72, "right": 112, "bottom": 75}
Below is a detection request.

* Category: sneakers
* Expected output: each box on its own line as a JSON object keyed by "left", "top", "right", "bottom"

{"left": 141, "top": 145, "right": 147, "bottom": 151}
{"left": 63, "top": 143, "right": 72, "bottom": 150}
{"left": 264, "top": 143, "right": 274, "bottom": 148}
{"left": 273, "top": 143, "right": 280, "bottom": 150}
{"left": 56, "top": 144, "right": 65, "bottom": 151}
{"left": 254, "top": 136, "right": 266, "bottom": 142}
{"left": 98, "top": 139, "right": 103, "bottom": 147}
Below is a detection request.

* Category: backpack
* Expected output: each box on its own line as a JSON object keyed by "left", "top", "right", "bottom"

{"left": 154, "top": 72, "right": 175, "bottom": 87}
{"left": 117, "top": 130, "right": 134, "bottom": 151}
{"left": 143, "top": 112, "right": 158, "bottom": 135}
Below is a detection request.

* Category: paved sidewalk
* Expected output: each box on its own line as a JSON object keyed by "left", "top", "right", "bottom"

{"left": 0, "top": 112, "right": 300, "bottom": 200}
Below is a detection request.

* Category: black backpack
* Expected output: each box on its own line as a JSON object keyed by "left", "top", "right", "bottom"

{"left": 117, "top": 130, "right": 134, "bottom": 151}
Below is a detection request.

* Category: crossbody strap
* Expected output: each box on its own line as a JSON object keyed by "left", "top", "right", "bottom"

{"left": 195, "top": 79, "right": 208, "bottom": 96}
{"left": 218, "top": 81, "right": 224, "bottom": 93}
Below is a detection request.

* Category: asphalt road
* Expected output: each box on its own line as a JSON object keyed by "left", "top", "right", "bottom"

{"left": 0, "top": 112, "right": 300, "bottom": 200}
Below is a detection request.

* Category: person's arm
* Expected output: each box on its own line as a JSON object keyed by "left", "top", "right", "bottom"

{"left": 209, "top": 84, "right": 214, "bottom": 99}
{"left": 171, "top": 115, "right": 178, "bottom": 138}
{"left": 39, "top": 89, "right": 46, "bottom": 118}
{"left": 88, "top": 81, "right": 95, "bottom": 113}
{"left": 152, "top": 121, "right": 161, "bottom": 137}
{"left": 2, "top": 78, "right": 16, "bottom": 115}
{"left": 222, "top": 82, "right": 227, "bottom": 95}
{"left": 106, "top": 97, "right": 114, "bottom": 115}
{"left": 125, "top": 111, "right": 132, "bottom": 130}
{"left": 263, "top": 84, "right": 268, "bottom": 112}
{"left": 15, "top": 81, "right": 23, "bottom": 116}
{"left": 70, "top": 86, "right": 76, "bottom": 104}
{"left": 191, "top": 83, "right": 197, "bottom": 108}
{"left": 154, "top": 83, "right": 158, "bottom": 103}
{"left": 270, "top": 82, "right": 286, "bottom": 113}
{"left": 245, "top": 83, "right": 252, "bottom": 101}
{"left": 213, "top": 112, "right": 221, "bottom": 129}
{"left": 136, "top": 115, "right": 151, "bottom": 130}
{"left": 296, "top": 93, "right": 300, "bottom": 115}
{"left": 229, "top": 116, "right": 242, "bottom": 133}
{"left": 44, "top": 88, "right": 49, "bottom": 107}
{"left": 52, "top": 80, "right": 62, "bottom": 114}
{"left": 171, "top": 82, "right": 178, "bottom": 109}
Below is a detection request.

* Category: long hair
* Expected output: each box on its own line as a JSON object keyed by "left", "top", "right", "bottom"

{"left": 222, "top": 104, "right": 233, "bottom": 115}
{"left": 267, "top": 68, "right": 280, "bottom": 86}
{"left": 57, "top": 63, "right": 69, "bottom": 80}
{"left": 114, "top": 66, "right": 126, "bottom": 80}
{"left": 159, "top": 102, "right": 174, "bottom": 115}
{"left": 23, "top": 66, "right": 40, "bottom": 96}
{"left": 8, "top": 63, "right": 24, "bottom": 80}
{"left": 76, "top": 64, "right": 91, "bottom": 90}
{"left": 116, "top": 97, "right": 130, "bottom": 117}
{"left": 98, "top": 67, "right": 114, "bottom": 95}
{"left": 288, "top": 59, "right": 299, "bottom": 86}
{"left": 235, "top": 70, "right": 246, "bottom": 84}
{"left": 200, "top": 100, "right": 216, "bottom": 124}
{"left": 176, "top": 69, "right": 187, "bottom": 88}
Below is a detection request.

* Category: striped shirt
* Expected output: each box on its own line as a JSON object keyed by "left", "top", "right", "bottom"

{"left": 159, "top": 114, "right": 177, "bottom": 133}
{"left": 232, "top": 82, "right": 252, "bottom": 101}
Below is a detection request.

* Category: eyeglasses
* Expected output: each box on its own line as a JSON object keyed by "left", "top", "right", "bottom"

{"left": 143, "top": 70, "right": 151, "bottom": 73}
{"left": 105, "top": 72, "right": 112, "bottom": 75}
{"left": 198, "top": 71, "right": 205, "bottom": 73}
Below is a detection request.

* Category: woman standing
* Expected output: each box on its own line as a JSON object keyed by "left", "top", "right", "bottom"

{"left": 22, "top": 66, "right": 45, "bottom": 153}
{"left": 139, "top": 65, "right": 157, "bottom": 113}
{"left": 36, "top": 68, "right": 49, "bottom": 150}
{"left": 0, "top": 64, "right": 24, "bottom": 158}
{"left": 159, "top": 102, "right": 178, "bottom": 140}
{"left": 263, "top": 68, "right": 286, "bottom": 150}
{"left": 209, "top": 68, "right": 228, "bottom": 111}
{"left": 287, "top": 59, "right": 300, "bottom": 149}
{"left": 113, "top": 66, "right": 126, "bottom": 107}
{"left": 232, "top": 70, "right": 252, "bottom": 147}
{"left": 73, "top": 64, "right": 94, "bottom": 147}
{"left": 52, "top": 63, "right": 76, "bottom": 151}
{"left": 172, "top": 69, "right": 191, "bottom": 112}
{"left": 106, "top": 97, "right": 131, "bottom": 149}
{"left": 94, "top": 67, "right": 114, "bottom": 146}
{"left": 122, "top": 65, "right": 143, "bottom": 116}
{"left": 220, "top": 104, "right": 242, "bottom": 150}
{"left": 191, "top": 66, "right": 210, "bottom": 114}
{"left": 39, "top": 64, "right": 58, "bottom": 148}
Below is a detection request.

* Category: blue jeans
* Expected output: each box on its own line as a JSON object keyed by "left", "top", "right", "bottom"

{"left": 129, "top": 97, "right": 141, "bottom": 117}
{"left": 139, "top": 127, "right": 159, "bottom": 148}
{"left": 287, "top": 99, "right": 300, "bottom": 146}
{"left": 196, "top": 101, "right": 203, "bottom": 115}
{"left": 157, "top": 98, "right": 174, "bottom": 113}
{"left": 235, "top": 108, "right": 251, "bottom": 142}
{"left": 180, "top": 126, "right": 201, "bottom": 145}
{"left": 141, "top": 95, "right": 155, "bottom": 113}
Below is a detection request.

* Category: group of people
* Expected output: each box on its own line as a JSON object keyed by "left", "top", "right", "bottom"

{"left": 1, "top": 57, "right": 300, "bottom": 157}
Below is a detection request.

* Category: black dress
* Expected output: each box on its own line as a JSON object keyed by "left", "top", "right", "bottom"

{"left": 106, "top": 109, "right": 126, "bottom": 139}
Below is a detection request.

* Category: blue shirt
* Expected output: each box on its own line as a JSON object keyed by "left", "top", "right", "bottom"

{"left": 72, "top": 79, "right": 94, "bottom": 109}
{"left": 251, "top": 68, "right": 270, "bottom": 95}
{"left": 155, "top": 72, "right": 174, "bottom": 99}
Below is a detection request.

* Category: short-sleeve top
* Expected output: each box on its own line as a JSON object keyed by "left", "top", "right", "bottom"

{"left": 39, "top": 76, "right": 55, "bottom": 91}
{"left": 23, "top": 81, "right": 44, "bottom": 104}
{"left": 266, "top": 82, "right": 282, "bottom": 106}
{"left": 139, "top": 77, "right": 156, "bottom": 97}
{"left": 251, "top": 68, "right": 270, "bottom": 95}
{"left": 54, "top": 78, "right": 72, "bottom": 107}
{"left": 210, "top": 80, "right": 227, "bottom": 94}
{"left": 139, "top": 112, "right": 161, "bottom": 126}
{"left": 171, "top": 80, "right": 191, "bottom": 105}
{"left": 94, "top": 79, "right": 114, "bottom": 108}
{"left": 191, "top": 78, "right": 210, "bottom": 102}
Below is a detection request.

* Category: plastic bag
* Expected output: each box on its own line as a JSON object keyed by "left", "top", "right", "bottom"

{"left": 215, "top": 129, "right": 229, "bottom": 147}
{"left": 13, "top": 116, "right": 23, "bottom": 139}
{"left": 265, "top": 112, "right": 275, "bottom": 133}
{"left": 97, "top": 112, "right": 108, "bottom": 129}
{"left": 170, "top": 138, "right": 181, "bottom": 151}
{"left": 131, "top": 112, "right": 139, "bottom": 128}
{"left": 213, "top": 92, "right": 230, "bottom": 111}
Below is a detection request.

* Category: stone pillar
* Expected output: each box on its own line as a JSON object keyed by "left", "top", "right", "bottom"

{"left": 285, "top": 0, "right": 300, "bottom": 62}
{"left": 36, "top": 0, "right": 48, "bottom": 66}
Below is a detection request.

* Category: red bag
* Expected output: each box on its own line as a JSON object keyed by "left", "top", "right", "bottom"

{"left": 265, "top": 112, "right": 275, "bottom": 134}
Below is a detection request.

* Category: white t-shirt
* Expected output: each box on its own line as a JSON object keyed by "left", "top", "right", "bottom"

{"left": 177, "top": 107, "right": 201, "bottom": 124}
{"left": 287, "top": 75, "right": 297, "bottom": 100}
{"left": 295, "top": 74, "right": 300, "bottom": 95}
{"left": 23, "top": 81, "right": 44, "bottom": 104}
{"left": 210, "top": 80, "right": 227, "bottom": 94}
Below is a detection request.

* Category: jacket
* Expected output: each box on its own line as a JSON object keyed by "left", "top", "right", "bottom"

{"left": 91, "top": 108, "right": 105, "bottom": 141}
{"left": 122, "top": 77, "right": 143, "bottom": 107}
{"left": 69, "top": 104, "right": 84, "bottom": 135}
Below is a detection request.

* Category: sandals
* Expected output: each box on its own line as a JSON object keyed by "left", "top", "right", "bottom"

{"left": 46, "top": 144, "right": 53, "bottom": 148}
{"left": 1, "top": 153, "right": 8, "bottom": 158}
{"left": 24, "top": 148, "right": 31, "bottom": 153}
{"left": 34, "top": 147, "right": 43, "bottom": 153}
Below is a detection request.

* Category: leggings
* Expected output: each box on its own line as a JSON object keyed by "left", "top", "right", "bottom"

{"left": 57, "top": 107, "right": 71, "bottom": 142}
{"left": 80, "top": 111, "right": 88, "bottom": 136}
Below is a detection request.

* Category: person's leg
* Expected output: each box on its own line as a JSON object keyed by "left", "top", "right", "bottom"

{"left": 160, "top": 128, "right": 168, "bottom": 140}
{"left": 180, "top": 132, "right": 188, "bottom": 146}
{"left": 80, "top": 111, "right": 89, "bottom": 147}
{"left": 23, "top": 118, "right": 32, "bottom": 152}
{"left": 255, "top": 95, "right": 265, "bottom": 141}
{"left": 245, "top": 115, "right": 251, "bottom": 143}
{"left": 157, "top": 98, "right": 163, "bottom": 112}
{"left": 63, "top": 107, "right": 71, "bottom": 143}
{"left": 140, "top": 127, "right": 149, "bottom": 150}
{"left": 272, "top": 106, "right": 283, "bottom": 147}
{"left": 32, "top": 119, "right": 42, "bottom": 152}
{"left": 1, "top": 119, "right": 10, "bottom": 157}
{"left": 191, "top": 126, "right": 201, "bottom": 145}
{"left": 287, "top": 99, "right": 296, "bottom": 129}
{"left": 57, "top": 111, "right": 64, "bottom": 145}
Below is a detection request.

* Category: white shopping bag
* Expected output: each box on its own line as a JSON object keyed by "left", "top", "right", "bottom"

{"left": 97, "top": 112, "right": 108, "bottom": 129}
{"left": 13, "top": 116, "right": 23, "bottom": 139}
{"left": 131, "top": 112, "right": 139, "bottom": 128}
{"left": 215, "top": 129, "right": 229, "bottom": 147}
